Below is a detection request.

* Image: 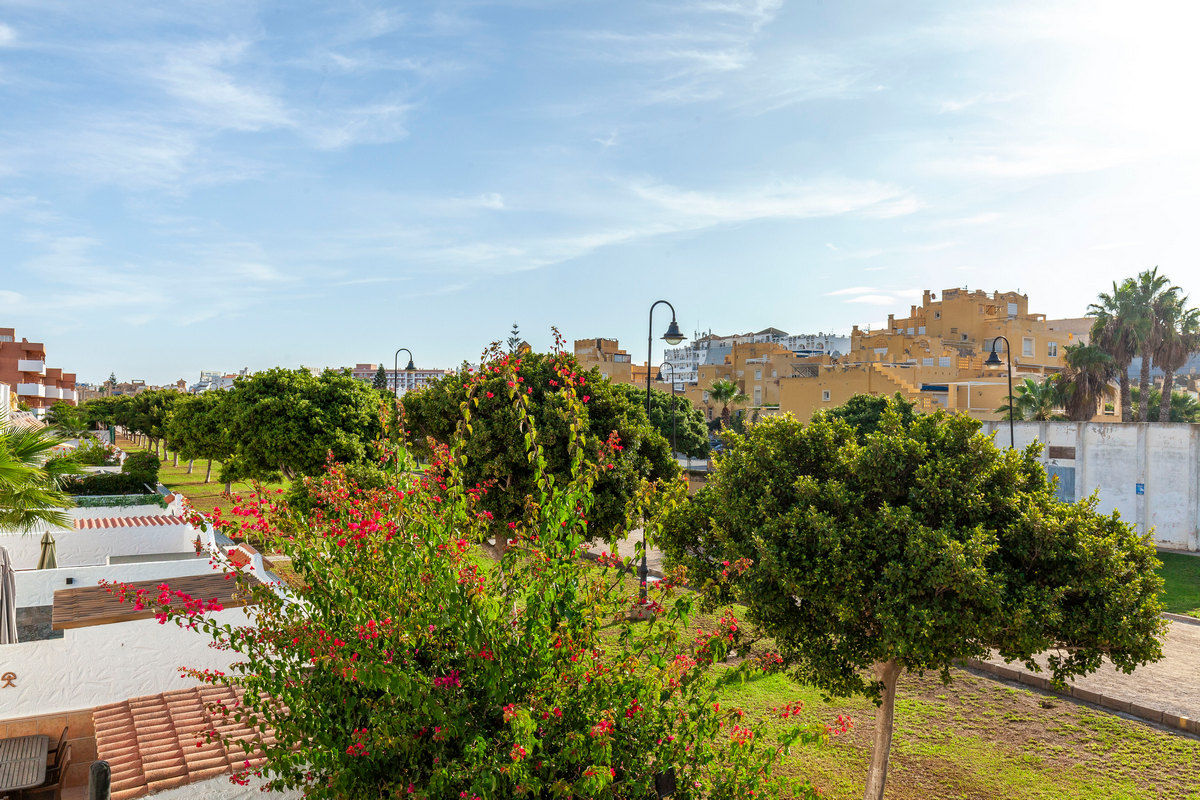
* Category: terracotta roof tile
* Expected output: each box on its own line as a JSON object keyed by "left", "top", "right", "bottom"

{"left": 93, "top": 686, "right": 276, "bottom": 798}
{"left": 74, "top": 515, "right": 180, "bottom": 530}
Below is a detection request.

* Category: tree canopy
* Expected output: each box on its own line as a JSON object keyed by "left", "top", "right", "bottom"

{"left": 166, "top": 391, "right": 234, "bottom": 482}
{"left": 221, "top": 368, "right": 383, "bottom": 482}
{"left": 661, "top": 401, "right": 1165, "bottom": 800}
{"left": 612, "top": 384, "right": 709, "bottom": 459}
{"left": 403, "top": 346, "right": 676, "bottom": 544}
{"left": 822, "top": 392, "right": 916, "bottom": 440}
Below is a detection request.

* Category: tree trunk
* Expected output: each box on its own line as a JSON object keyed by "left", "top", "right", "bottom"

{"left": 863, "top": 660, "right": 901, "bottom": 800}
{"left": 172, "top": 450, "right": 178, "bottom": 467}
{"left": 1119, "top": 373, "right": 1132, "bottom": 423}
{"left": 187, "top": 459, "right": 194, "bottom": 475}
{"left": 1159, "top": 370, "right": 1175, "bottom": 422}
{"left": 1138, "top": 347, "right": 1152, "bottom": 422}
{"left": 205, "top": 459, "right": 213, "bottom": 483}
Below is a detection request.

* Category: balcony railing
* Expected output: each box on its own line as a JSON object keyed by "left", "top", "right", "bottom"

{"left": 61, "top": 388, "right": 77, "bottom": 402}
{"left": 16, "top": 383, "right": 45, "bottom": 397}
{"left": 44, "top": 386, "right": 63, "bottom": 400}
{"left": 17, "top": 359, "right": 45, "bottom": 374}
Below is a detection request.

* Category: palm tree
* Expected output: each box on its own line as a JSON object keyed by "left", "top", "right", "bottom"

{"left": 0, "top": 422, "right": 75, "bottom": 532}
{"left": 1088, "top": 279, "right": 1144, "bottom": 423}
{"left": 1130, "top": 387, "right": 1200, "bottom": 423}
{"left": 1059, "top": 344, "right": 1117, "bottom": 421}
{"left": 995, "top": 377, "right": 1067, "bottom": 421}
{"left": 1151, "top": 292, "right": 1200, "bottom": 424}
{"left": 1130, "top": 267, "right": 1176, "bottom": 421}
{"left": 708, "top": 379, "right": 748, "bottom": 429}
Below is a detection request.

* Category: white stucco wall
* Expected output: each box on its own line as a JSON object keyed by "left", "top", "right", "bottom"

{"left": 14, "top": 557, "right": 215, "bottom": 607}
{"left": 145, "top": 774, "right": 302, "bottom": 799}
{"left": 0, "top": 524, "right": 198, "bottom": 570}
{"left": 70, "top": 504, "right": 173, "bottom": 519}
{"left": 0, "top": 608, "right": 253, "bottom": 719}
{"left": 981, "top": 421, "right": 1200, "bottom": 551}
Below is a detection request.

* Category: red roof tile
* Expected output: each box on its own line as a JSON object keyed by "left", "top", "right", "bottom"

{"left": 94, "top": 687, "right": 274, "bottom": 800}
{"left": 74, "top": 515, "right": 181, "bottom": 530}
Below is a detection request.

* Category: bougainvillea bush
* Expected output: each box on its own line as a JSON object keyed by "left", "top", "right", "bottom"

{"left": 114, "top": 344, "right": 838, "bottom": 799}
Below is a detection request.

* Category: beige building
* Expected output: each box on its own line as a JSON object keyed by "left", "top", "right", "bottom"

{"left": 679, "top": 341, "right": 804, "bottom": 423}
{"left": 574, "top": 339, "right": 637, "bottom": 385}
{"left": 775, "top": 288, "right": 1115, "bottom": 424}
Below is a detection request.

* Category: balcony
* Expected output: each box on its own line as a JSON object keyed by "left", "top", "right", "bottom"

{"left": 17, "top": 359, "right": 45, "bottom": 374}
{"left": 44, "top": 386, "right": 62, "bottom": 400}
{"left": 16, "top": 383, "right": 45, "bottom": 397}
{"left": 61, "top": 388, "right": 76, "bottom": 402}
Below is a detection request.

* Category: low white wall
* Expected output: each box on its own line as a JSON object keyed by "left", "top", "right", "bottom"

{"left": 0, "top": 524, "right": 198, "bottom": 570}
{"left": 0, "top": 608, "right": 252, "bottom": 719}
{"left": 14, "top": 557, "right": 214, "bottom": 607}
{"left": 70, "top": 504, "right": 171, "bottom": 519}
{"left": 981, "top": 421, "right": 1200, "bottom": 551}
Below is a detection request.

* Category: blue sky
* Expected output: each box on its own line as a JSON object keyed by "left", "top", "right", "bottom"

{"left": 2, "top": 0, "right": 1198, "bottom": 384}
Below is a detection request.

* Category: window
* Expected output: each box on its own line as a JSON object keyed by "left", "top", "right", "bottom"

{"left": 706, "top": 407, "right": 713, "bottom": 421}
{"left": 1023, "top": 337, "right": 1034, "bottom": 357}
{"left": 939, "top": 356, "right": 952, "bottom": 367}
{"left": 917, "top": 326, "right": 926, "bottom": 334}
{"left": 0, "top": 334, "right": 12, "bottom": 342}
{"left": 1047, "top": 341, "right": 1058, "bottom": 357}
{"left": 754, "top": 388, "right": 762, "bottom": 404}
{"left": 934, "top": 311, "right": 941, "bottom": 319}
{"left": 771, "top": 370, "right": 777, "bottom": 378}
{"left": 755, "top": 369, "right": 762, "bottom": 380}
{"left": 961, "top": 333, "right": 968, "bottom": 341}
{"left": 922, "top": 357, "right": 935, "bottom": 366}
{"left": 1008, "top": 302, "right": 1018, "bottom": 317}
{"left": 906, "top": 327, "right": 914, "bottom": 335}
{"left": 702, "top": 391, "right": 709, "bottom": 402}
{"left": 822, "top": 390, "right": 832, "bottom": 402}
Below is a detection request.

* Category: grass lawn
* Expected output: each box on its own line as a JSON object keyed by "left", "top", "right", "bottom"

{"left": 1158, "top": 551, "right": 1200, "bottom": 617}
{"left": 116, "top": 436, "right": 288, "bottom": 515}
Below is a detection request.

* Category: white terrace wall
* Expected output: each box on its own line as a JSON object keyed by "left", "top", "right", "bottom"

{"left": 981, "top": 421, "right": 1200, "bottom": 551}
{"left": 0, "top": 523, "right": 197, "bottom": 570}
{"left": 0, "top": 608, "right": 252, "bottom": 718}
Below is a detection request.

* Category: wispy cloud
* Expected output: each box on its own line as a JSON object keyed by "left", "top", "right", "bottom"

{"left": 157, "top": 40, "right": 293, "bottom": 132}
{"left": 0, "top": 22, "right": 16, "bottom": 46}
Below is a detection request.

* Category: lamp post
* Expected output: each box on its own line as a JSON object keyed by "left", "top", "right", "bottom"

{"left": 984, "top": 336, "right": 1014, "bottom": 449}
{"left": 640, "top": 301, "right": 686, "bottom": 607}
{"left": 392, "top": 348, "right": 416, "bottom": 396}
{"left": 658, "top": 361, "right": 677, "bottom": 457}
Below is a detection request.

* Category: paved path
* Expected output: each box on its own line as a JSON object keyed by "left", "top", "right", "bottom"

{"left": 584, "top": 530, "right": 664, "bottom": 578}
{"left": 981, "top": 617, "right": 1200, "bottom": 724}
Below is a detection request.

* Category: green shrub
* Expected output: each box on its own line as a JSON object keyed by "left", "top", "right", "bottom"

{"left": 73, "top": 439, "right": 121, "bottom": 466}
{"left": 64, "top": 472, "right": 156, "bottom": 496}
{"left": 121, "top": 450, "right": 161, "bottom": 481}
{"left": 73, "top": 494, "right": 168, "bottom": 509}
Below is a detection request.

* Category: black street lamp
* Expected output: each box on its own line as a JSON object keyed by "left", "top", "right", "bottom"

{"left": 658, "top": 361, "right": 677, "bottom": 457}
{"left": 984, "top": 336, "right": 1014, "bottom": 449}
{"left": 393, "top": 348, "right": 416, "bottom": 395}
{"left": 639, "top": 301, "right": 685, "bottom": 608}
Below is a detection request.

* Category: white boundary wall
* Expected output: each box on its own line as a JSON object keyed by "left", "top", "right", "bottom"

{"left": 981, "top": 421, "right": 1200, "bottom": 551}
{"left": 14, "top": 557, "right": 215, "bottom": 607}
{"left": 0, "top": 608, "right": 252, "bottom": 718}
{"left": 0, "top": 523, "right": 197, "bottom": 570}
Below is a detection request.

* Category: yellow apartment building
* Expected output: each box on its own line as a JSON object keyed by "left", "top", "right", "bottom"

{"left": 679, "top": 341, "right": 804, "bottom": 423}
{"left": 775, "top": 287, "right": 1115, "bottom": 424}
{"left": 574, "top": 338, "right": 637, "bottom": 384}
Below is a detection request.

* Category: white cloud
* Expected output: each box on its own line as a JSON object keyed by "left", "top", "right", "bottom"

{"left": 157, "top": 40, "right": 293, "bottom": 132}
{"left": 845, "top": 294, "right": 902, "bottom": 305}
{"left": 825, "top": 286, "right": 879, "bottom": 297}
{"left": 306, "top": 101, "right": 412, "bottom": 150}
{"left": 0, "top": 23, "right": 15, "bottom": 46}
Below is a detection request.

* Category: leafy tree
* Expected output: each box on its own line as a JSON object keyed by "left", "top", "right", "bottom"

{"left": 707, "top": 379, "right": 748, "bottom": 429}
{"left": 1151, "top": 292, "right": 1200, "bottom": 423}
{"left": 1089, "top": 278, "right": 1146, "bottom": 423}
{"left": 823, "top": 393, "right": 917, "bottom": 440}
{"left": 507, "top": 321, "right": 522, "bottom": 354}
{"left": 661, "top": 402, "right": 1165, "bottom": 800}
{"left": 1131, "top": 267, "right": 1177, "bottom": 421}
{"left": 113, "top": 356, "right": 831, "bottom": 800}
{"left": 372, "top": 365, "right": 390, "bottom": 393}
{"left": 44, "top": 401, "right": 89, "bottom": 438}
{"left": 0, "top": 422, "right": 76, "bottom": 531}
{"left": 995, "top": 376, "right": 1067, "bottom": 421}
{"left": 106, "top": 372, "right": 117, "bottom": 386}
{"left": 403, "top": 344, "right": 675, "bottom": 549}
{"left": 1059, "top": 344, "right": 1117, "bottom": 421}
{"left": 612, "top": 384, "right": 709, "bottom": 459}
{"left": 1130, "top": 386, "right": 1200, "bottom": 423}
{"left": 167, "top": 392, "right": 233, "bottom": 482}
{"left": 222, "top": 368, "right": 382, "bottom": 482}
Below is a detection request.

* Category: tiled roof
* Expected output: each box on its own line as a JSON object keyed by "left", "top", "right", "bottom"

{"left": 225, "top": 547, "right": 252, "bottom": 568}
{"left": 93, "top": 686, "right": 273, "bottom": 800}
{"left": 74, "top": 515, "right": 180, "bottom": 529}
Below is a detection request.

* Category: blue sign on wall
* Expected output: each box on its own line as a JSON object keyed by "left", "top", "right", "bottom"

{"left": 1136, "top": 483, "right": 1145, "bottom": 495}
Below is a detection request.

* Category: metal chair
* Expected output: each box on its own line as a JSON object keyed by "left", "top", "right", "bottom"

{"left": 45, "top": 728, "right": 68, "bottom": 771}
{"left": 21, "top": 742, "right": 70, "bottom": 800}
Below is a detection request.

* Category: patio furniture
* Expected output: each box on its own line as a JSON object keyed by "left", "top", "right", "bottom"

{"left": 21, "top": 742, "right": 70, "bottom": 800}
{"left": 0, "top": 734, "right": 49, "bottom": 795}
{"left": 45, "top": 729, "right": 68, "bottom": 771}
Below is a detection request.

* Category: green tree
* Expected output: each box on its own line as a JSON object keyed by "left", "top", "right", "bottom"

{"left": 0, "top": 422, "right": 76, "bottom": 531}
{"left": 661, "top": 403, "right": 1165, "bottom": 800}
{"left": 167, "top": 392, "right": 233, "bottom": 482}
{"left": 403, "top": 346, "right": 675, "bottom": 549}
{"left": 995, "top": 376, "right": 1067, "bottom": 420}
{"left": 1089, "top": 278, "right": 1145, "bottom": 422}
{"left": 612, "top": 384, "right": 709, "bottom": 459}
{"left": 823, "top": 393, "right": 917, "bottom": 440}
{"left": 1059, "top": 344, "right": 1117, "bottom": 421}
{"left": 44, "top": 401, "right": 89, "bottom": 438}
{"left": 222, "top": 368, "right": 382, "bottom": 481}
{"left": 707, "top": 379, "right": 748, "bottom": 429}
{"left": 1130, "top": 386, "right": 1200, "bottom": 423}
{"left": 1151, "top": 292, "right": 1200, "bottom": 423}
{"left": 372, "top": 364, "right": 390, "bottom": 393}
{"left": 507, "top": 322, "right": 523, "bottom": 354}
{"left": 1131, "top": 268, "right": 1177, "bottom": 421}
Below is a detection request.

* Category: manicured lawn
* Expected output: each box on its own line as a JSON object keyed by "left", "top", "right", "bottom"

{"left": 733, "top": 668, "right": 1200, "bottom": 799}
{"left": 1158, "top": 551, "right": 1200, "bottom": 617}
{"left": 116, "top": 436, "right": 288, "bottom": 514}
